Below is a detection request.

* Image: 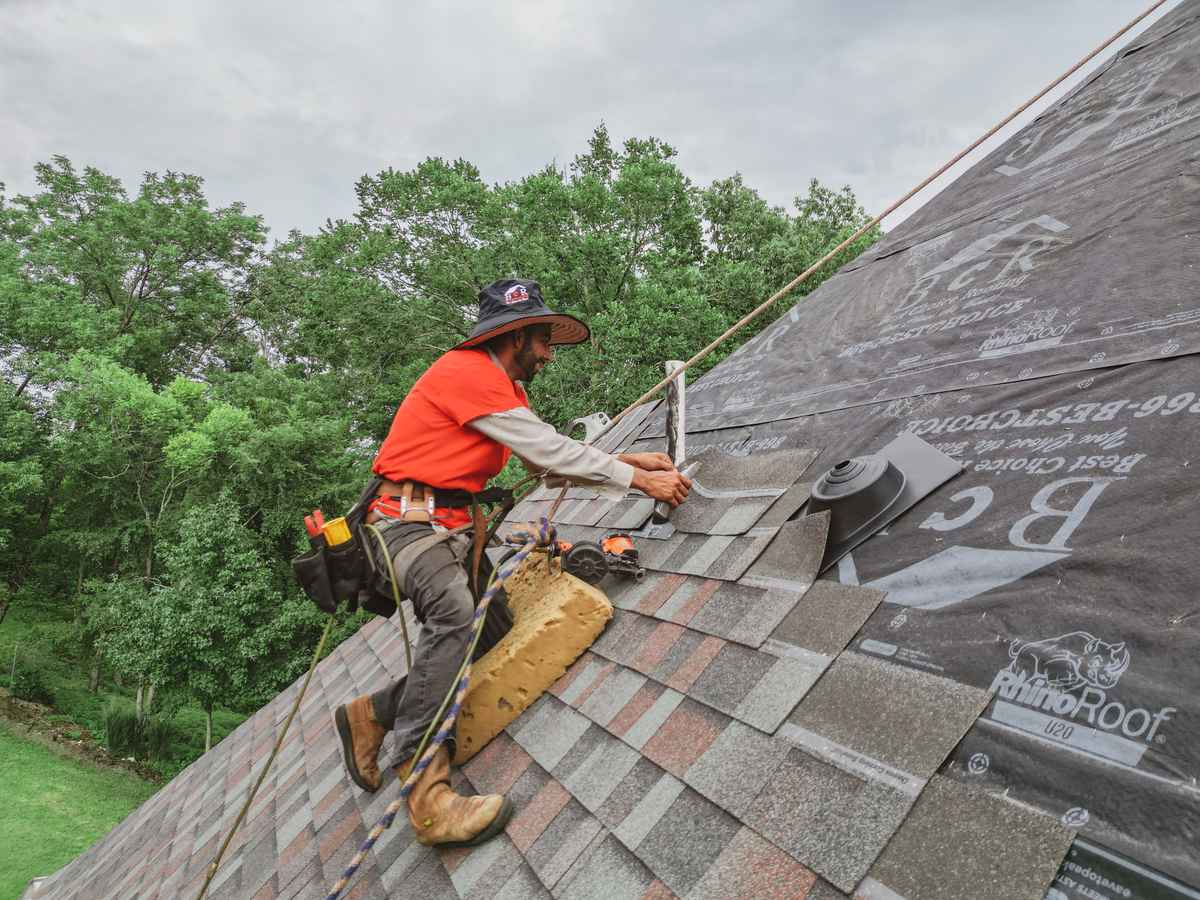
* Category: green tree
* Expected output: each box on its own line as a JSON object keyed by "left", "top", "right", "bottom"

{"left": 99, "top": 493, "right": 320, "bottom": 750}
{"left": 0, "top": 157, "right": 265, "bottom": 392}
{"left": 1, "top": 134, "right": 881, "bottom": 769}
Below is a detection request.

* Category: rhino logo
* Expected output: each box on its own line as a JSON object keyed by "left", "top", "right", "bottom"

{"left": 1007, "top": 631, "right": 1130, "bottom": 692}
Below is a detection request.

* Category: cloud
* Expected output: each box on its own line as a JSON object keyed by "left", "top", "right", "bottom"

{"left": 0, "top": 0, "right": 1182, "bottom": 238}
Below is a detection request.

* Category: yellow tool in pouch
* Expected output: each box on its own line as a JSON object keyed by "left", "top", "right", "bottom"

{"left": 322, "top": 516, "right": 352, "bottom": 546}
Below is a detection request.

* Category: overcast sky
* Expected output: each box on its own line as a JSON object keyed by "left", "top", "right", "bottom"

{"left": 0, "top": 0, "right": 1182, "bottom": 240}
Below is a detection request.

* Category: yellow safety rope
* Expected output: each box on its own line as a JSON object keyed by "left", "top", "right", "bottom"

{"left": 194, "top": 616, "right": 335, "bottom": 900}
{"left": 593, "top": 0, "right": 1171, "bottom": 443}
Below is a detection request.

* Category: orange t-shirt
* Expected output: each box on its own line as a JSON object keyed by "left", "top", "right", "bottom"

{"left": 372, "top": 349, "right": 529, "bottom": 527}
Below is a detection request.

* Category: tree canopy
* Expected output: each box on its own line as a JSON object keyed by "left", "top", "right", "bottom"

{"left": 0, "top": 126, "right": 879, "bottom": 746}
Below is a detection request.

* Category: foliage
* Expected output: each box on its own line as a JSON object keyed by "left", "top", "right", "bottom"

{"left": 10, "top": 665, "right": 55, "bottom": 706}
{"left": 0, "top": 126, "right": 880, "bottom": 769}
{"left": 102, "top": 700, "right": 178, "bottom": 760}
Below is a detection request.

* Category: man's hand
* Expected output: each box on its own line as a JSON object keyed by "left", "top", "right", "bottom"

{"left": 619, "top": 451, "right": 676, "bottom": 472}
{"left": 630, "top": 467, "right": 692, "bottom": 507}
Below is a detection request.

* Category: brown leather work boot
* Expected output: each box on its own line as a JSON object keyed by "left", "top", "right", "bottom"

{"left": 333, "top": 695, "right": 387, "bottom": 792}
{"left": 398, "top": 745, "right": 513, "bottom": 848}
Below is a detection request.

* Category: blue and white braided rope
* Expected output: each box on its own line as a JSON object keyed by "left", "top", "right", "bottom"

{"left": 324, "top": 517, "right": 555, "bottom": 900}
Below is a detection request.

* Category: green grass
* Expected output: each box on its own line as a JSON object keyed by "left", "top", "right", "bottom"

{"left": 0, "top": 723, "right": 158, "bottom": 900}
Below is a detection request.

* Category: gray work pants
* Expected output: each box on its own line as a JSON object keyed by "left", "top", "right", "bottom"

{"left": 368, "top": 528, "right": 512, "bottom": 763}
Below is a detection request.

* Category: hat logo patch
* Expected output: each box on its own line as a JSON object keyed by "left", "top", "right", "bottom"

{"left": 503, "top": 285, "right": 529, "bottom": 305}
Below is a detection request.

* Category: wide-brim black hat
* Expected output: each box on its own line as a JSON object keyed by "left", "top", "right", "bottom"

{"left": 453, "top": 279, "right": 590, "bottom": 350}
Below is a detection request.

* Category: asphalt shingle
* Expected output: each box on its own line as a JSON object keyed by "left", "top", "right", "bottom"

{"left": 611, "top": 766, "right": 686, "bottom": 850}
{"left": 745, "top": 747, "right": 914, "bottom": 893}
{"left": 633, "top": 787, "right": 741, "bottom": 896}
{"left": 686, "top": 642, "right": 775, "bottom": 716}
{"left": 683, "top": 719, "right": 790, "bottom": 818}
{"left": 524, "top": 800, "right": 605, "bottom": 890}
{"left": 764, "top": 580, "right": 885, "bottom": 658}
{"left": 684, "top": 580, "right": 803, "bottom": 648}
{"left": 862, "top": 776, "right": 1074, "bottom": 900}
{"left": 686, "top": 826, "right": 819, "bottom": 900}
{"left": 738, "top": 512, "right": 830, "bottom": 594}
{"left": 509, "top": 695, "right": 593, "bottom": 773}
{"left": 553, "top": 832, "right": 657, "bottom": 900}
{"left": 785, "top": 651, "right": 991, "bottom": 780}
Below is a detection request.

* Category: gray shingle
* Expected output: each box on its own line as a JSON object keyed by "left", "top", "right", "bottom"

{"left": 807, "top": 879, "right": 852, "bottom": 899}
{"left": 683, "top": 720, "right": 791, "bottom": 818}
{"left": 557, "top": 657, "right": 609, "bottom": 707}
{"left": 689, "top": 445, "right": 819, "bottom": 492}
{"left": 646, "top": 628, "right": 707, "bottom": 683}
{"left": 738, "top": 512, "right": 830, "bottom": 593}
{"left": 525, "top": 801, "right": 605, "bottom": 890}
{"left": 449, "top": 834, "right": 526, "bottom": 900}
{"left": 633, "top": 787, "right": 741, "bottom": 896}
{"left": 597, "top": 496, "right": 657, "bottom": 530}
{"left": 621, "top": 686, "right": 685, "bottom": 750}
{"left": 560, "top": 734, "right": 641, "bottom": 814}
{"left": 687, "top": 642, "right": 775, "bottom": 716}
{"left": 766, "top": 580, "right": 885, "bottom": 657}
{"left": 863, "top": 776, "right": 1073, "bottom": 900}
{"left": 786, "top": 651, "right": 991, "bottom": 779}
{"left": 756, "top": 481, "right": 814, "bottom": 528}
{"left": 596, "top": 756, "right": 667, "bottom": 832}
{"left": 653, "top": 576, "right": 714, "bottom": 624}
{"left": 509, "top": 695, "right": 593, "bottom": 772}
{"left": 745, "top": 747, "right": 913, "bottom": 893}
{"left": 685, "top": 581, "right": 802, "bottom": 648}
{"left": 636, "top": 527, "right": 779, "bottom": 581}
{"left": 735, "top": 653, "right": 828, "bottom": 733}
{"left": 612, "top": 769, "right": 686, "bottom": 850}
{"left": 553, "top": 832, "right": 656, "bottom": 900}
{"left": 494, "top": 863, "right": 553, "bottom": 900}
{"left": 577, "top": 666, "right": 647, "bottom": 727}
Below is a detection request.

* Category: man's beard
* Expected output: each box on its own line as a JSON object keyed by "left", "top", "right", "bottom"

{"left": 516, "top": 347, "right": 542, "bottom": 382}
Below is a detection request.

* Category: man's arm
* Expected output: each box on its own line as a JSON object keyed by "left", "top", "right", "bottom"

{"left": 469, "top": 408, "right": 691, "bottom": 505}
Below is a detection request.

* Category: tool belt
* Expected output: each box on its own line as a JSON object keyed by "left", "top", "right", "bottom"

{"left": 368, "top": 478, "right": 514, "bottom": 524}
{"left": 292, "top": 476, "right": 515, "bottom": 618}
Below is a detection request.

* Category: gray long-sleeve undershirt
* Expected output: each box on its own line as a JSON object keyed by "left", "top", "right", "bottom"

{"left": 470, "top": 406, "right": 635, "bottom": 498}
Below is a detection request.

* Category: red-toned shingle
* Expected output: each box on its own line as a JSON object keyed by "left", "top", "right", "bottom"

{"left": 462, "top": 730, "right": 532, "bottom": 795}
{"left": 507, "top": 778, "right": 571, "bottom": 853}
{"left": 665, "top": 636, "right": 724, "bottom": 693}
{"left": 317, "top": 802, "right": 363, "bottom": 864}
{"left": 569, "top": 660, "right": 617, "bottom": 710}
{"left": 641, "top": 877, "right": 678, "bottom": 899}
{"left": 632, "top": 621, "right": 685, "bottom": 673}
{"left": 636, "top": 573, "right": 689, "bottom": 615}
{"left": 641, "top": 700, "right": 726, "bottom": 778}
{"left": 608, "top": 681, "right": 665, "bottom": 738}
{"left": 687, "top": 826, "right": 818, "bottom": 899}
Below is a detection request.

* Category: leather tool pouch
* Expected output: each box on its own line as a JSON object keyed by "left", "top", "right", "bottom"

{"left": 291, "top": 477, "right": 381, "bottom": 615}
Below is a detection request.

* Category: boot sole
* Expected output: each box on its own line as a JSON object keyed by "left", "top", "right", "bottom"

{"left": 332, "top": 706, "right": 380, "bottom": 794}
{"left": 436, "top": 797, "right": 515, "bottom": 849}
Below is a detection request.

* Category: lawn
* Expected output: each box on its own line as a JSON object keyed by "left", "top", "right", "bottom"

{"left": 0, "top": 723, "right": 158, "bottom": 900}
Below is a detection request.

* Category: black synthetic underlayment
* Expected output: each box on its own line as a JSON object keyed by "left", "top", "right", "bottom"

{"left": 610, "top": 2, "right": 1200, "bottom": 890}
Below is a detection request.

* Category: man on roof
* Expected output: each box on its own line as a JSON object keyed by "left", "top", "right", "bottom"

{"left": 332, "top": 278, "right": 692, "bottom": 850}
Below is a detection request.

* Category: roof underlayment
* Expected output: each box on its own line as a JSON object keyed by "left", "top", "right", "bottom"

{"left": 25, "top": 2, "right": 1200, "bottom": 897}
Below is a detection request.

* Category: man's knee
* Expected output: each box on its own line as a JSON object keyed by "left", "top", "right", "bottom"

{"left": 425, "top": 583, "right": 474, "bottom": 630}
{"left": 405, "top": 543, "right": 475, "bottom": 630}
